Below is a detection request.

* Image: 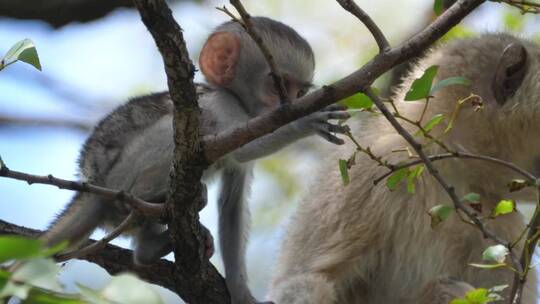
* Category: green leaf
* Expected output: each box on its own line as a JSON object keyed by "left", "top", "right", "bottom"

{"left": 428, "top": 204, "right": 453, "bottom": 228}
{"left": 431, "top": 77, "right": 471, "bottom": 95}
{"left": 404, "top": 65, "right": 439, "bottom": 101}
{"left": 77, "top": 284, "right": 110, "bottom": 304}
{"left": 482, "top": 245, "right": 508, "bottom": 264}
{"left": 2, "top": 39, "right": 41, "bottom": 71}
{"left": 338, "top": 159, "right": 350, "bottom": 186}
{"left": 0, "top": 236, "right": 43, "bottom": 263}
{"left": 416, "top": 114, "right": 445, "bottom": 136}
{"left": 0, "top": 281, "right": 30, "bottom": 299}
{"left": 12, "top": 258, "right": 62, "bottom": 292}
{"left": 469, "top": 262, "right": 507, "bottom": 270}
{"left": 406, "top": 165, "right": 424, "bottom": 194}
{"left": 0, "top": 270, "right": 10, "bottom": 290}
{"left": 492, "top": 200, "right": 515, "bottom": 217}
{"left": 433, "top": 0, "right": 444, "bottom": 15}
{"left": 465, "top": 288, "right": 492, "bottom": 303}
{"left": 461, "top": 192, "right": 480, "bottom": 203}
{"left": 41, "top": 241, "right": 69, "bottom": 257}
{"left": 23, "top": 289, "right": 86, "bottom": 304}
{"left": 340, "top": 92, "right": 373, "bottom": 109}
{"left": 102, "top": 274, "right": 163, "bottom": 304}
{"left": 386, "top": 168, "right": 408, "bottom": 191}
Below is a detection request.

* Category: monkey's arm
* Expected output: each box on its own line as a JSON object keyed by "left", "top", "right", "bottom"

{"left": 231, "top": 105, "right": 350, "bottom": 163}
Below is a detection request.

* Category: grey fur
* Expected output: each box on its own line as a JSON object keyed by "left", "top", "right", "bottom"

{"left": 42, "top": 18, "right": 348, "bottom": 304}
{"left": 270, "top": 34, "right": 540, "bottom": 303}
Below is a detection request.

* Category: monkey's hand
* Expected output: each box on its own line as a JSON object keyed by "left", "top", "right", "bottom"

{"left": 291, "top": 105, "right": 350, "bottom": 145}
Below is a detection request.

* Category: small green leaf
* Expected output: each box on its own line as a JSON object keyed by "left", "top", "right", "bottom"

{"left": 12, "top": 258, "right": 62, "bottom": 292}
{"left": 416, "top": 114, "right": 446, "bottom": 136}
{"left": 492, "top": 200, "right": 515, "bottom": 217}
{"left": 428, "top": 204, "right": 453, "bottom": 228}
{"left": 406, "top": 165, "right": 424, "bottom": 194}
{"left": 431, "top": 76, "right": 471, "bottom": 95}
{"left": 468, "top": 263, "right": 507, "bottom": 270}
{"left": 0, "top": 236, "right": 42, "bottom": 263}
{"left": 340, "top": 92, "right": 373, "bottom": 109}
{"left": 40, "top": 240, "right": 69, "bottom": 257}
{"left": 386, "top": 168, "right": 408, "bottom": 191}
{"left": 23, "top": 289, "right": 86, "bottom": 304}
{"left": 507, "top": 179, "right": 530, "bottom": 192}
{"left": 433, "top": 0, "right": 444, "bottom": 15}
{"left": 338, "top": 159, "right": 350, "bottom": 186}
{"left": 482, "top": 245, "right": 508, "bottom": 264}
{"left": 404, "top": 65, "right": 439, "bottom": 101}
{"left": 461, "top": 192, "right": 480, "bottom": 203}
{"left": 102, "top": 274, "right": 164, "bottom": 304}
{"left": 2, "top": 39, "right": 41, "bottom": 71}
{"left": 465, "top": 288, "right": 492, "bottom": 303}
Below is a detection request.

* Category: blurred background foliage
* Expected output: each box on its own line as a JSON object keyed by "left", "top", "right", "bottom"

{"left": 0, "top": 0, "right": 538, "bottom": 303}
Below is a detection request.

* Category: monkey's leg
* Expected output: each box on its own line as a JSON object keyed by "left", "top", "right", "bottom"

{"left": 417, "top": 277, "right": 474, "bottom": 304}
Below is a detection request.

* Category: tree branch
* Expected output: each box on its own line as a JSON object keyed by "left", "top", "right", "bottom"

{"left": 132, "top": 0, "right": 229, "bottom": 303}
{"left": 363, "top": 88, "right": 524, "bottom": 274}
{"left": 0, "top": 219, "right": 177, "bottom": 292}
{"left": 56, "top": 212, "right": 137, "bottom": 262}
{"left": 0, "top": 0, "right": 134, "bottom": 28}
{"left": 0, "top": 164, "right": 165, "bottom": 219}
{"left": 373, "top": 152, "right": 537, "bottom": 185}
{"left": 335, "top": 0, "right": 390, "bottom": 52}
{"left": 202, "top": 0, "right": 487, "bottom": 163}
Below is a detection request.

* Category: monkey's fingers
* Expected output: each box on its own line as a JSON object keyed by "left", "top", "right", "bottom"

{"left": 323, "top": 110, "right": 351, "bottom": 121}
{"left": 323, "top": 104, "right": 348, "bottom": 112}
{"left": 316, "top": 129, "right": 346, "bottom": 145}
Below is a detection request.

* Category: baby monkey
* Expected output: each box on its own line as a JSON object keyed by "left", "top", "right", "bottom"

{"left": 40, "top": 17, "right": 349, "bottom": 304}
{"left": 270, "top": 34, "right": 540, "bottom": 303}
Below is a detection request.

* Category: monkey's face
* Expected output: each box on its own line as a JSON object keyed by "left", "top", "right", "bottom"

{"left": 446, "top": 38, "right": 540, "bottom": 177}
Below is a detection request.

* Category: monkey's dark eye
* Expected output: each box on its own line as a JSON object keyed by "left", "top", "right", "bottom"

{"left": 297, "top": 89, "right": 307, "bottom": 98}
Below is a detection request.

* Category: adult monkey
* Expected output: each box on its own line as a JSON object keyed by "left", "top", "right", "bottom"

{"left": 39, "top": 17, "right": 349, "bottom": 304}
{"left": 270, "top": 34, "right": 539, "bottom": 304}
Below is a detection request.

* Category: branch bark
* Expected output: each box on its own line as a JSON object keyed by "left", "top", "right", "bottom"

{"left": 0, "top": 219, "right": 177, "bottom": 292}
{"left": 0, "top": 0, "right": 134, "bottom": 28}
{"left": 132, "top": 0, "right": 229, "bottom": 303}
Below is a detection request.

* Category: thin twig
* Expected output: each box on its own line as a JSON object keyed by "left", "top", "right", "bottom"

{"left": 335, "top": 0, "right": 390, "bottom": 52}
{"left": 364, "top": 88, "right": 524, "bottom": 275}
{"left": 56, "top": 212, "right": 137, "bottom": 262}
{"left": 491, "top": 0, "right": 540, "bottom": 14}
{"left": 373, "top": 152, "right": 536, "bottom": 185}
{"left": 0, "top": 164, "right": 164, "bottom": 218}
{"left": 222, "top": 1, "right": 290, "bottom": 104}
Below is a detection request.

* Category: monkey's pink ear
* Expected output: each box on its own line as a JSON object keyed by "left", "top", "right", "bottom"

{"left": 492, "top": 43, "right": 528, "bottom": 105}
{"left": 199, "top": 32, "right": 241, "bottom": 87}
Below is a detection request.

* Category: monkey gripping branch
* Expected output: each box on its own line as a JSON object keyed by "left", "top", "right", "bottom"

{"left": 0, "top": 0, "right": 496, "bottom": 303}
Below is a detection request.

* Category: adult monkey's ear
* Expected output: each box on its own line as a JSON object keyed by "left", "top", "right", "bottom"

{"left": 199, "top": 32, "right": 241, "bottom": 87}
{"left": 492, "top": 42, "right": 528, "bottom": 105}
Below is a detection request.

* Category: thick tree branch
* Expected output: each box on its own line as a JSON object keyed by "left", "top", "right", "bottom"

{"left": 132, "top": 0, "right": 229, "bottom": 303}
{"left": 0, "top": 219, "right": 177, "bottom": 292}
{"left": 202, "top": 0, "right": 487, "bottom": 163}
{"left": 0, "top": 164, "right": 164, "bottom": 219}
{"left": 0, "top": 0, "right": 134, "bottom": 28}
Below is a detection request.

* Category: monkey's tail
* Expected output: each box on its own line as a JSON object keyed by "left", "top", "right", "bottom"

{"left": 40, "top": 192, "right": 106, "bottom": 250}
